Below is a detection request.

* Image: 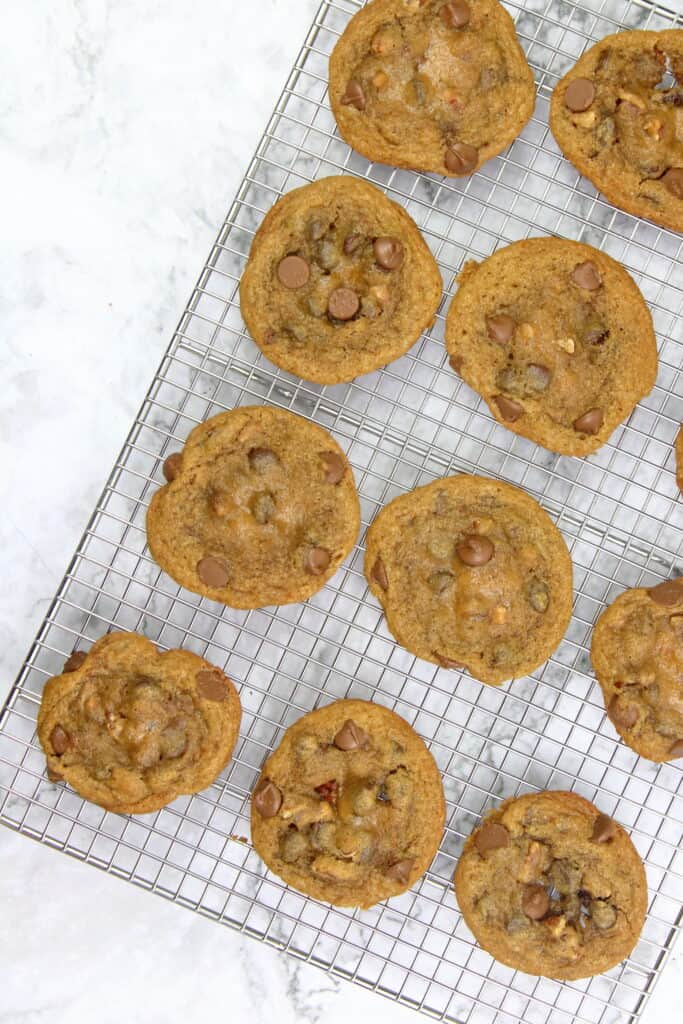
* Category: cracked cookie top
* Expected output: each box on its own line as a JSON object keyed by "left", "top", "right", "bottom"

{"left": 329, "top": 0, "right": 535, "bottom": 179}
{"left": 37, "top": 633, "right": 242, "bottom": 815}
{"left": 364, "top": 474, "right": 573, "bottom": 686}
{"left": 239, "top": 177, "right": 442, "bottom": 384}
{"left": 250, "top": 699, "right": 445, "bottom": 907}
{"left": 591, "top": 579, "right": 683, "bottom": 763}
{"left": 445, "top": 238, "right": 658, "bottom": 456}
{"left": 146, "top": 407, "right": 360, "bottom": 609}
{"left": 550, "top": 29, "right": 683, "bottom": 233}
{"left": 454, "top": 791, "right": 647, "bottom": 980}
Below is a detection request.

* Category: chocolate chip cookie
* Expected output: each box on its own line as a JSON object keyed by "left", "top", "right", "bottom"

{"left": 239, "top": 177, "right": 442, "bottom": 384}
{"left": 454, "top": 791, "right": 647, "bottom": 980}
{"left": 550, "top": 30, "right": 683, "bottom": 233}
{"left": 445, "top": 238, "right": 658, "bottom": 456}
{"left": 251, "top": 699, "right": 445, "bottom": 907}
{"left": 364, "top": 475, "right": 573, "bottom": 686}
{"left": 37, "top": 633, "right": 241, "bottom": 815}
{"left": 329, "top": 0, "right": 535, "bottom": 178}
{"left": 591, "top": 579, "right": 683, "bottom": 762}
{"left": 147, "top": 407, "right": 360, "bottom": 608}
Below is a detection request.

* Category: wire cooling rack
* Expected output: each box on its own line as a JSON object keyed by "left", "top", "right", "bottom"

{"left": 2, "top": 0, "right": 683, "bottom": 1021}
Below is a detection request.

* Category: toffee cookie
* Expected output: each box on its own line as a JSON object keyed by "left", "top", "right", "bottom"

{"left": 251, "top": 699, "right": 445, "bottom": 907}
{"left": 37, "top": 633, "right": 241, "bottom": 815}
{"left": 550, "top": 30, "right": 683, "bottom": 233}
{"left": 445, "top": 238, "right": 658, "bottom": 456}
{"left": 147, "top": 407, "right": 360, "bottom": 608}
{"left": 329, "top": 0, "right": 535, "bottom": 178}
{"left": 240, "top": 177, "right": 442, "bottom": 384}
{"left": 591, "top": 579, "right": 683, "bottom": 762}
{"left": 454, "top": 791, "right": 647, "bottom": 979}
{"left": 364, "top": 475, "right": 573, "bottom": 686}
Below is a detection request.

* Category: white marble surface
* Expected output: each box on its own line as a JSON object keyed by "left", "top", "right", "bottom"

{"left": 0, "top": 1, "right": 679, "bottom": 1021}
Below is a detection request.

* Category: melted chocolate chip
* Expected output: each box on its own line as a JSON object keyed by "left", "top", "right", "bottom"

{"left": 333, "top": 719, "right": 370, "bottom": 751}
{"left": 196, "top": 557, "right": 231, "bottom": 588}
{"left": 277, "top": 255, "right": 310, "bottom": 290}
{"left": 445, "top": 143, "right": 478, "bottom": 175}
{"left": 371, "top": 556, "right": 388, "bottom": 590}
{"left": 196, "top": 669, "right": 229, "bottom": 702}
{"left": 494, "top": 395, "right": 524, "bottom": 422}
{"left": 253, "top": 778, "right": 283, "bottom": 818}
{"left": 592, "top": 812, "right": 617, "bottom": 843}
{"left": 486, "top": 314, "right": 516, "bottom": 344}
{"left": 457, "top": 535, "right": 495, "bottom": 567}
{"left": 328, "top": 287, "right": 360, "bottom": 321}
{"left": 63, "top": 651, "right": 87, "bottom": 674}
{"left": 163, "top": 453, "right": 183, "bottom": 483}
{"left": 50, "top": 725, "right": 70, "bottom": 756}
{"left": 341, "top": 80, "right": 366, "bottom": 111}
{"left": 386, "top": 858, "right": 414, "bottom": 884}
{"left": 573, "top": 408, "right": 604, "bottom": 435}
{"left": 374, "top": 236, "right": 404, "bottom": 271}
{"left": 322, "top": 451, "right": 346, "bottom": 485}
{"left": 648, "top": 579, "right": 683, "bottom": 606}
{"left": 440, "top": 0, "right": 470, "bottom": 29}
{"left": 475, "top": 822, "right": 509, "bottom": 855}
{"left": 565, "top": 78, "right": 596, "bottom": 112}
{"left": 305, "top": 547, "right": 331, "bottom": 575}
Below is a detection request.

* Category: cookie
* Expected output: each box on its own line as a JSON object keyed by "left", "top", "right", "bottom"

{"left": 591, "top": 579, "right": 683, "bottom": 762}
{"left": 676, "top": 424, "right": 683, "bottom": 492}
{"left": 250, "top": 699, "right": 445, "bottom": 908}
{"left": 329, "top": 0, "right": 535, "bottom": 179}
{"left": 454, "top": 791, "right": 647, "bottom": 980}
{"left": 37, "top": 633, "right": 241, "bottom": 815}
{"left": 147, "top": 407, "right": 360, "bottom": 608}
{"left": 364, "top": 474, "right": 573, "bottom": 686}
{"left": 445, "top": 238, "right": 658, "bottom": 456}
{"left": 239, "top": 177, "right": 442, "bottom": 384}
{"left": 550, "top": 30, "right": 683, "bottom": 233}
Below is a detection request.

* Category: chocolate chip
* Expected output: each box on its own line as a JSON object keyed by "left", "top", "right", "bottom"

{"left": 486, "top": 314, "right": 515, "bottom": 344}
{"left": 475, "top": 822, "right": 509, "bottom": 855}
{"left": 371, "top": 556, "right": 388, "bottom": 590}
{"left": 457, "top": 534, "right": 494, "bottom": 567}
{"left": 662, "top": 168, "right": 683, "bottom": 199}
{"left": 436, "top": 654, "right": 466, "bottom": 670}
{"left": 608, "top": 694, "right": 639, "bottom": 730}
{"left": 63, "top": 651, "right": 87, "bottom": 673}
{"left": 374, "top": 236, "right": 404, "bottom": 271}
{"left": 328, "top": 287, "right": 360, "bottom": 321}
{"left": 322, "top": 451, "right": 346, "bottom": 485}
{"left": 648, "top": 579, "right": 683, "bottom": 606}
{"left": 527, "top": 364, "right": 551, "bottom": 391}
{"left": 522, "top": 884, "right": 549, "bottom": 920}
{"left": 668, "top": 739, "right": 683, "bottom": 758}
{"left": 314, "top": 779, "right": 338, "bottom": 805}
{"left": 571, "top": 261, "right": 602, "bottom": 291}
{"left": 445, "top": 143, "right": 478, "bottom": 175}
{"left": 585, "top": 325, "right": 609, "bottom": 346}
{"left": 50, "top": 725, "right": 70, "bottom": 756}
{"left": 386, "top": 858, "right": 414, "bottom": 884}
{"left": 440, "top": 0, "right": 470, "bottom": 29}
{"left": 163, "top": 453, "right": 183, "bottom": 483}
{"left": 253, "top": 778, "right": 283, "bottom": 818}
{"left": 565, "top": 78, "right": 596, "bottom": 112}
{"left": 305, "top": 547, "right": 331, "bottom": 575}
{"left": 494, "top": 395, "right": 524, "bottom": 422}
{"left": 248, "top": 446, "right": 278, "bottom": 472}
{"left": 196, "top": 669, "right": 229, "bottom": 702}
{"left": 197, "top": 557, "right": 231, "bottom": 588}
{"left": 334, "top": 719, "right": 370, "bottom": 751}
{"left": 573, "top": 408, "right": 603, "bottom": 435}
{"left": 592, "top": 812, "right": 617, "bottom": 843}
{"left": 341, "top": 79, "right": 366, "bottom": 111}
{"left": 449, "top": 354, "right": 463, "bottom": 374}
{"left": 277, "top": 255, "right": 310, "bottom": 290}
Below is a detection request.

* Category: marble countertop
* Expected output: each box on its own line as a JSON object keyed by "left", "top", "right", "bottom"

{"left": 1, "top": 1, "right": 679, "bottom": 1020}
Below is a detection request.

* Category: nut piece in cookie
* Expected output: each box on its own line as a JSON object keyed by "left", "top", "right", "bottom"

{"left": 146, "top": 406, "right": 360, "bottom": 609}
{"left": 454, "top": 791, "right": 647, "bottom": 979}
{"left": 36, "top": 632, "right": 242, "bottom": 815}
{"left": 550, "top": 29, "right": 683, "bottom": 233}
{"left": 363, "top": 474, "right": 573, "bottom": 686}
{"left": 239, "top": 177, "right": 442, "bottom": 384}
{"left": 445, "top": 238, "right": 657, "bottom": 456}
{"left": 329, "top": 0, "right": 535, "bottom": 179}
{"left": 250, "top": 699, "right": 445, "bottom": 908}
{"left": 591, "top": 579, "right": 683, "bottom": 762}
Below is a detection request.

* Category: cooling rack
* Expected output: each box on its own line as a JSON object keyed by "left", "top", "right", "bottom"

{"left": 2, "top": 1, "right": 682, "bottom": 1021}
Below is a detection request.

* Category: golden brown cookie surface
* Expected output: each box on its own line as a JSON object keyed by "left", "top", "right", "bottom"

{"left": 591, "top": 580, "right": 683, "bottom": 763}
{"left": 250, "top": 699, "right": 445, "bottom": 908}
{"left": 445, "top": 238, "right": 658, "bottom": 456}
{"left": 147, "top": 407, "right": 360, "bottom": 609}
{"left": 329, "top": 0, "right": 535, "bottom": 178}
{"left": 550, "top": 30, "right": 683, "bottom": 233}
{"left": 240, "top": 177, "right": 442, "bottom": 384}
{"left": 37, "top": 633, "right": 241, "bottom": 815}
{"left": 454, "top": 791, "right": 647, "bottom": 980}
{"left": 364, "top": 475, "right": 573, "bottom": 686}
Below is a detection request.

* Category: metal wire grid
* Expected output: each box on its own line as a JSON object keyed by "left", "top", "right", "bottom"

{"left": 2, "top": 0, "right": 682, "bottom": 1021}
